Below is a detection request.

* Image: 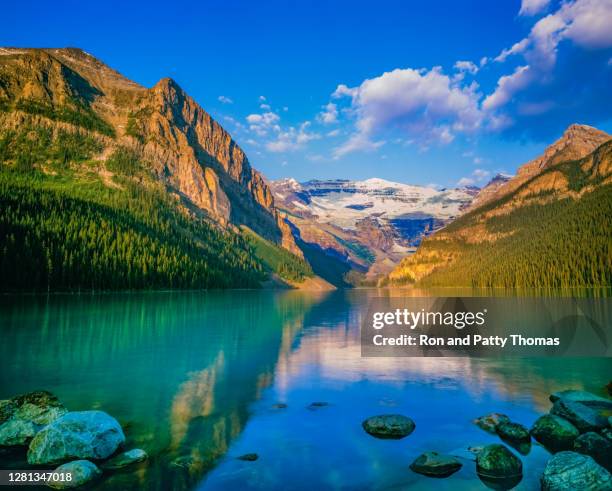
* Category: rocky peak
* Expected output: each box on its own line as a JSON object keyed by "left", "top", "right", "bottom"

{"left": 469, "top": 124, "right": 610, "bottom": 211}
{"left": 0, "top": 47, "right": 301, "bottom": 256}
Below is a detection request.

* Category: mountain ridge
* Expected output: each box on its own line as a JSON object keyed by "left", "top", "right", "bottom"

{"left": 387, "top": 124, "right": 612, "bottom": 288}
{"left": 0, "top": 47, "right": 315, "bottom": 291}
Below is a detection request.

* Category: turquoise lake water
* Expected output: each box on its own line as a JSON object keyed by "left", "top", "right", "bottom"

{"left": 0, "top": 290, "right": 610, "bottom": 490}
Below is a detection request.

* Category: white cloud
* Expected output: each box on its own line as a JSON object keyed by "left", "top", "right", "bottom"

{"left": 332, "top": 84, "right": 358, "bottom": 98}
{"left": 473, "top": 168, "right": 490, "bottom": 180}
{"left": 317, "top": 103, "right": 338, "bottom": 124}
{"left": 218, "top": 95, "right": 233, "bottom": 104}
{"left": 246, "top": 111, "right": 280, "bottom": 136}
{"left": 457, "top": 177, "right": 475, "bottom": 186}
{"left": 494, "top": 38, "right": 530, "bottom": 62}
{"left": 485, "top": 0, "right": 612, "bottom": 116}
{"left": 260, "top": 103, "right": 271, "bottom": 110}
{"left": 266, "top": 121, "right": 320, "bottom": 153}
{"left": 326, "top": 129, "right": 341, "bottom": 137}
{"left": 333, "top": 133, "right": 385, "bottom": 159}
{"left": 483, "top": 65, "right": 532, "bottom": 111}
{"left": 259, "top": 95, "right": 267, "bottom": 102}
{"left": 454, "top": 60, "right": 479, "bottom": 74}
{"left": 457, "top": 168, "right": 491, "bottom": 187}
{"left": 332, "top": 66, "right": 482, "bottom": 155}
{"left": 519, "top": 0, "right": 551, "bottom": 16}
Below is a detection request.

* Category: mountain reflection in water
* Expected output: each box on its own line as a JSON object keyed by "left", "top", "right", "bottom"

{"left": 0, "top": 290, "right": 609, "bottom": 491}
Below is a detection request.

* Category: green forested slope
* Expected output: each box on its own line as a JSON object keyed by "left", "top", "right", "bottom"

{"left": 417, "top": 184, "right": 612, "bottom": 288}
{"left": 388, "top": 140, "right": 612, "bottom": 288}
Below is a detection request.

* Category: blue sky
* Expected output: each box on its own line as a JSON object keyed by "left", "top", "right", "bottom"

{"left": 3, "top": 0, "right": 612, "bottom": 187}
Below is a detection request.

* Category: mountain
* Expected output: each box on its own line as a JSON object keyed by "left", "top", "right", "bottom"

{"left": 0, "top": 47, "right": 313, "bottom": 291}
{"left": 466, "top": 173, "right": 513, "bottom": 211}
{"left": 270, "top": 177, "right": 474, "bottom": 283}
{"left": 387, "top": 124, "right": 612, "bottom": 288}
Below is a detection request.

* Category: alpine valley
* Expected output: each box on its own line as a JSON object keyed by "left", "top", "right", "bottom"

{"left": 1, "top": 48, "right": 611, "bottom": 291}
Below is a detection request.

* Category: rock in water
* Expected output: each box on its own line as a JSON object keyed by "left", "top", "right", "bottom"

{"left": 474, "top": 413, "right": 510, "bottom": 433}
{"left": 496, "top": 421, "right": 531, "bottom": 443}
{"left": 551, "top": 400, "right": 608, "bottom": 433}
{"left": 101, "top": 448, "right": 148, "bottom": 470}
{"left": 0, "top": 391, "right": 68, "bottom": 448}
{"left": 48, "top": 460, "right": 101, "bottom": 489}
{"left": 362, "top": 414, "right": 415, "bottom": 439}
{"left": 409, "top": 451, "right": 462, "bottom": 477}
{"left": 531, "top": 414, "right": 580, "bottom": 452}
{"left": 0, "top": 419, "right": 39, "bottom": 447}
{"left": 574, "top": 432, "right": 612, "bottom": 472}
{"left": 27, "top": 411, "right": 125, "bottom": 465}
{"left": 9, "top": 391, "right": 68, "bottom": 425}
{"left": 550, "top": 390, "right": 612, "bottom": 410}
{"left": 542, "top": 451, "right": 612, "bottom": 490}
{"left": 0, "top": 400, "right": 17, "bottom": 425}
{"left": 476, "top": 444, "right": 522, "bottom": 479}
{"left": 238, "top": 453, "right": 259, "bottom": 461}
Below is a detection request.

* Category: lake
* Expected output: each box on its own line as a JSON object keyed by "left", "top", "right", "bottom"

{"left": 0, "top": 289, "right": 610, "bottom": 490}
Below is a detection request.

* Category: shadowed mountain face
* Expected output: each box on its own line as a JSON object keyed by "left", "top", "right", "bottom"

{"left": 0, "top": 47, "right": 299, "bottom": 255}
{"left": 388, "top": 124, "right": 612, "bottom": 288}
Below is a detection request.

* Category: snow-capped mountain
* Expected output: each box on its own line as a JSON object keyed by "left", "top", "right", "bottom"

{"left": 270, "top": 178, "right": 476, "bottom": 282}
{"left": 272, "top": 177, "right": 473, "bottom": 232}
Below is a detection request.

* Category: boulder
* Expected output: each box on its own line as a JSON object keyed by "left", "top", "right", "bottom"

{"left": 474, "top": 413, "right": 510, "bottom": 433}
{"left": 574, "top": 432, "right": 612, "bottom": 472}
{"left": 48, "top": 460, "right": 101, "bottom": 489}
{"left": 531, "top": 414, "right": 580, "bottom": 452}
{"left": 476, "top": 444, "right": 522, "bottom": 479}
{"left": 237, "top": 453, "right": 259, "bottom": 461}
{"left": 10, "top": 391, "right": 67, "bottom": 425}
{"left": 0, "top": 419, "right": 39, "bottom": 447}
{"left": 0, "top": 400, "right": 17, "bottom": 425}
{"left": 362, "top": 414, "right": 415, "bottom": 439}
{"left": 496, "top": 421, "right": 531, "bottom": 443}
{"left": 27, "top": 411, "right": 125, "bottom": 465}
{"left": 541, "top": 451, "right": 612, "bottom": 490}
{"left": 551, "top": 400, "right": 608, "bottom": 433}
{"left": 101, "top": 448, "right": 148, "bottom": 470}
{"left": 409, "top": 451, "right": 462, "bottom": 477}
{"left": 550, "top": 390, "right": 612, "bottom": 410}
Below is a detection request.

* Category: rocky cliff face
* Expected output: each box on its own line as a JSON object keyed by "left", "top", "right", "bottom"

{"left": 0, "top": 47, "right": 300, "bottom": 256}
{"left": 470, "top": 124, "right": 610, "bottom": 211}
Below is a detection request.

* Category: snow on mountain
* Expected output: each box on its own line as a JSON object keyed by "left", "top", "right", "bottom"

{"left": 273, "top": 177, "right": 474, "bottom": 230}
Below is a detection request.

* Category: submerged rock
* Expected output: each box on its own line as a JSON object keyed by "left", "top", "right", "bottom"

{"left": 409, "top": 451, "right": 462, "bottom": 477}
{"left": 362, "top": 414, "right": 415, "bottom": 439}
{"left": 541, "top": 451, "right": 612, "bottom": 490}
{"left": 531, "top": 414, "right": 580, "bottom": 452}
{"left": 474, "top": 413, "right": 510, "bottom": 433}
{"left": 496, "top": 421, "right": 531, "bottom": 443}
{"left": 238, "top": 453, "right": 259, "bottom": 461}
{"left": 0, "top": 419, "right": 39, "bottom": 447}
{"left": 574, "top": 432, "right": 612, "bottom": 472}
{"left": 27, "top": 410, "right": 125, "bottom": 465}
{"left": 307, "top": 402, "right": 329, "bottom": 409}
{"left": 551, "top": 400, "right": 608, "bottom": 433}
{"left": 550, "top": 390, "right": 612, "bottom": 410}
{"left": 102, "top": 448, "right": 148, "bottom": 470}
{"left": 48, "top": 460, "right": 101, "bottom": 489}
{"left": 476, "top": 444, "right": 522, "bottom": 479}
